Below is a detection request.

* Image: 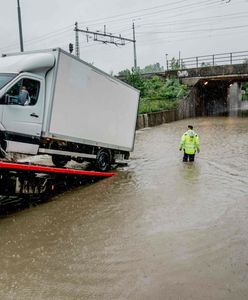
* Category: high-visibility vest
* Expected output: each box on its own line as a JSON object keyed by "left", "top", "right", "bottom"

{"left": 180, "top": 130, "right": 200, "bottom": 155}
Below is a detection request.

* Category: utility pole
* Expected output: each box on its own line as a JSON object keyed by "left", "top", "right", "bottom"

{"left": 17, "top": 0, "right": 24, "bottom": 52}
{"left": 74, "top": 22, "right": 80, "bottom": 58}
{"left": 74, "top": 23, "right": 137, "bottom": 69}
{"left": 132, "top": 22, "right": 137, "bottom": 69}
{"left": 165, "top": 53, "right": 168, "bottom": 70}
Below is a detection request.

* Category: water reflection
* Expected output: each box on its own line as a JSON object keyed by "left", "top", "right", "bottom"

{"left": 181, "top": 162, "right": 200, "bottom": 183}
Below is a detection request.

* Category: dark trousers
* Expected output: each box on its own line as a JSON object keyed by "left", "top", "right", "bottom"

{"left": 183, "top": 151, "right": 195, "bottom": 162}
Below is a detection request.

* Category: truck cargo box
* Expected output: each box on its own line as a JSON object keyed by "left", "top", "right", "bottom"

{"left": 45, "top": 49, "right": 139, "bottom": 152}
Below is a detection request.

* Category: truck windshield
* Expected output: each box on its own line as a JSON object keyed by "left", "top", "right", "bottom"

{"left": 0, "top": 73, "right": 16, "bottom": 90}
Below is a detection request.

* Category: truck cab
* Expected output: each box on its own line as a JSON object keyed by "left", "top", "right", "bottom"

{"left": 0, "top": 53, "right": 55, "bottom": 156}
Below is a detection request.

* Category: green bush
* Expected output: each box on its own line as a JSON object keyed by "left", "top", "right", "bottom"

{"left": 241, "top": 82, "right": 248, "bottom": 101}
{"left": 138, "top": 99, "right": 177, "bottom": 114}
{"left": 119, "top": 69, "right": 188, "bottom": 114}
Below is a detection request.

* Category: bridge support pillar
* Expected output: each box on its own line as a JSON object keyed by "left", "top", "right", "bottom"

{"left": 227, "top": 82, "right": 241, "bottom": 116}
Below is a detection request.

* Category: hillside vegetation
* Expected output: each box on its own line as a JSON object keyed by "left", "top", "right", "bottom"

{"left": 119, "top": 66, "right": 188, "bottom": 114}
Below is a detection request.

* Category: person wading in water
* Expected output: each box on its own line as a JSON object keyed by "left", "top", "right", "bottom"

{"left": 179, "top": 125, "right": 200, "bottom": 162}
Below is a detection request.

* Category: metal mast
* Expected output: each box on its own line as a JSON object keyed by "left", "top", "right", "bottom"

{"left": 132, "top": 22, "right": 137, "bottom": 69}
{"left": 17, "top": 0, "right": 24, "bottom": 52}
{"left": 74, "top": 22, "right": 80, "bottom": 58}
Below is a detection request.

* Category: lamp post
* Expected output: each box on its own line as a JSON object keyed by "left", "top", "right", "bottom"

{"left": 17, "top": 0, "right": 24, "bottom": 52}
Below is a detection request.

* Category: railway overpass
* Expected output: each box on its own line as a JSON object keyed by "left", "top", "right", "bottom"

{"left": 117, "top": 51, "right": 248, "bottom": 117}
{"left": 149, "top": 63, "right": 248, "bottom": 85}
{"left": 140, "top": 51, "right": 248, "bottom": 117}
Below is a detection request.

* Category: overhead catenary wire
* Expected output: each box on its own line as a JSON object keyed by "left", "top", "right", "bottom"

{"left": 0, "top": 0, "right": 245, "bottom": 71}
{"left": 76, "top": 1, "right": 224, "bottom": 43}
{"left": 137, "top": 26, "right": 248, "bottom": 47}
{"left": 76, "top": 0, "right": 226, "bottom": 43}
{"left": 137, "top": 24, "right": 248, "bottom": 35}
{"left": 0, "top": 0, "right": 222, "bottom": 52}
{"left": 77, "top": 0, "right": 189, "bottom": 26}
{"left": 138, "top": 11, "right": 248, "bottom": 28}
{"left": 3, "top": 0, "right": 199, "bottom": 52}
{"left": 106, "top": 9, "right": 248, "bottom": 37}
{"left": 0, "top": 27, "right": 72, "bottom": 52}
{"left": 78, "top": 0, "right": 220, "bottom": 29}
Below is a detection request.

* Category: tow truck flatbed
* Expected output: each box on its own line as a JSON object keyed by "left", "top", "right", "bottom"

{"left": 0, "top": 161, "right": 115, "bottom": 177}
{"left": 0, "top": 161, "right": 115, "bottom": 199}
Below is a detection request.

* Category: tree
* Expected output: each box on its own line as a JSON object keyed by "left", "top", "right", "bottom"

{"left": 201, "top": 62, "right": 211, "bottom": 67}
{"left": 140, "top": 63, "right": 164, "bottom": 74}
{"left": 118, "top": 69, "right": 131, "bottom": 77}
{"left": 241, "top": 82, "right": 248, "bottom": 101}
{"left": 170, "top": 57, "right": 185, "bottom": 70}
{"left": 118, "top": 61, "right": 189, "bottom": 114}
{"left": 121, "top": 69, "right": 145, "bottom": 97}
{"left": 118, "top": 63, "right": 164, "bottom": 76}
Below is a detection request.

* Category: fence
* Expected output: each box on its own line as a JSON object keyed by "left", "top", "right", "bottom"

{"left": 167, "top": 51, "right": 248, "bottom": 70}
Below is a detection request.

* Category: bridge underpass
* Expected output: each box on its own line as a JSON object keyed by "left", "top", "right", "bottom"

{"left": 188, "top": 78, "right": 248, "bottom": 117}
{"left": 160, "top": 63, "right": 248, "bottom": 118}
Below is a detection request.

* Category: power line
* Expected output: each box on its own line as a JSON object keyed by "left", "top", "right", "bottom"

{"left": 138, "top": 25, "right": 248, "bottom": 46}
{"left": 76, "top": 0, "right": 192, "bottom": 26}
{"left": 77, "top": 0, "right": 219, "bottom": 28}
{"left": 138, "top": 24, "right": 248, "bottom": 35}
{"left": 74, "top": 0, "right": 222, "bottom": 45}
{"left": 0, "top": 0, "right": 245, "bottom": 63}
{"left": 0, "top": 0, "right": 223, "bottom": 52}
{"left": 0, "top": 27, "right": 72, "bottom": 51}
{"left": 138, "top": 11, "right": 248, "bottom": 28}
{"left": 96, "top": 0, "right": 242, "bottom": 36}
{"left": 104, "top": 9, "right": 248, "bottom": 36}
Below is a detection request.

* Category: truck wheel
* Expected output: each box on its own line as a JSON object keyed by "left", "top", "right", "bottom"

{"left": 52, "top": 155, "right": 70, "bottom": 168}
{"left": 96, "top": 150, "right": 111, "bottom": 171}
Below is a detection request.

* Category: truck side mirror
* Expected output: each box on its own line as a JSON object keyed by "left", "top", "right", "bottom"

{"left": 4, "top": 94, "right": 19, "bottom": 105}
{"left": 5, "top": 94, "right": 10, "bottom": 104}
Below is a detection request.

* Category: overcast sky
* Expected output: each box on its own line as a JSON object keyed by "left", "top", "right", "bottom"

{"left": 0, "top": 0, "right": 248, "bottom": 73}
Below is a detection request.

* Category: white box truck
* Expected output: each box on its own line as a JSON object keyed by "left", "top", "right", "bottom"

{"left": 0, "top": 48, "right": 139, "bottom": 170}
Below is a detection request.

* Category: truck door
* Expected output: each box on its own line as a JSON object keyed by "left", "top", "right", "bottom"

{"left": 0, "top": 74, "right": 45, "bottom": 154}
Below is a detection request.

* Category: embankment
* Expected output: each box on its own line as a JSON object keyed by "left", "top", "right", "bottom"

{"left": 136, "top": 89, "right": 195, "bottom": 130}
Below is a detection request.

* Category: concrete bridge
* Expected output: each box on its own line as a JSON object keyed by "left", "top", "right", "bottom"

{"left": 116, "top": 51, "right": 248, "bottom": 118}
{"left": 141, "top": 51, "right": 248, "bottom": 118}
{"left": 157, "top": 63, "right": 248, "bottom": 86}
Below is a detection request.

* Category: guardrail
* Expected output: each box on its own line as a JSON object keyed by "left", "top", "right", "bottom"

{"left": 167, "top": 51, "right": 248, "bottom": 70}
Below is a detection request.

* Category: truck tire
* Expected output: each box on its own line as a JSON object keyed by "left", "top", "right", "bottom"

{"left": 95, "top": 150, "right": 111, "bottom": 171}
{"left": 52, "top": 155, "right": 70, "bottom": 168}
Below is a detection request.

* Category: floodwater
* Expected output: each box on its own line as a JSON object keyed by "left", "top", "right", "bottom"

{"left": 1, "top": 116, "right": 248, "bottom": 300}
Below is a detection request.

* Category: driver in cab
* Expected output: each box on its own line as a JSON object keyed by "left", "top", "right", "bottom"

{"left": 18, "top": 86, "right": 30, "bottom": 105}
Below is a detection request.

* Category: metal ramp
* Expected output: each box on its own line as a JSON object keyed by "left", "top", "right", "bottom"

{"left": 0, "top": 161, "right": 115, "bottom": 198}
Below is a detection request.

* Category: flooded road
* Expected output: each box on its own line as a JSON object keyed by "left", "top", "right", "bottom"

{"left": 1, "top": 116, "right": 248, "bottom": 300}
